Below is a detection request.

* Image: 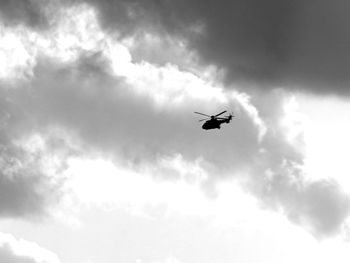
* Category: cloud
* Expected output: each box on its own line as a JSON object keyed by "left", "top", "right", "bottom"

{"left": 0, "top": 20, "right": 262, "bottom": 218}
{"left": 247, "top": 116, "right": 350, "bottom": 237}
{"left": 17, "top": 52, "right": 347, "bottom": 237}
{"left": 0, "top": 232, "right": 60, "bottom": 263}
{"left": 297, "top": 180, "right": 350, "bottom": 236}
{"left": 255, "top": 170, "right": 350, "bottom": 237}
{"left": 0, "top": 131, "right": 66, "bottom": 219}
{"left": 0, "top": 0, "right": 50, "bottom": 28}
{"left": 17, "top": 54, "right": 263, "bottom": 175}
{"left": 82, "top": 0, "right": 350, "bottom": 95}
{"left": 0, "top": 2, "right": 348, "bottom": 238}
{"left": 0, "top": 89, "right": 70, "bottom": 218}
{"left": 0, "top": 170, "right": 49, "bottom": 218}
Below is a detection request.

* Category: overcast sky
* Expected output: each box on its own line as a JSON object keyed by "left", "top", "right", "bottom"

{"left": 1, "top": 0, "right": 350, "bottom": 262}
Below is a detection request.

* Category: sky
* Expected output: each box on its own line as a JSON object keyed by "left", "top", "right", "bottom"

{"left": 1, "top": 0, "right": 350, "bottom": 262}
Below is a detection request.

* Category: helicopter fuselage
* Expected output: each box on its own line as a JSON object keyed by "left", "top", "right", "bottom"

{"left": 202, "top": 118, "right": 231, "bottom": 130}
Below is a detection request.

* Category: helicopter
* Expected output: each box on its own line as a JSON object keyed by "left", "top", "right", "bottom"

{"left": 194, "top": 110, "right": 234, "bottom": 130}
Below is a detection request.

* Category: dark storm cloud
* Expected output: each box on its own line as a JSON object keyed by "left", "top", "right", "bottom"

{"left": 82, "top": 0, "right": 350, "bottom": 94}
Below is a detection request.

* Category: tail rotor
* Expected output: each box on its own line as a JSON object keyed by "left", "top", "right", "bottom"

{"left": 226, "top": 112, "right": 234, "bottom": 122}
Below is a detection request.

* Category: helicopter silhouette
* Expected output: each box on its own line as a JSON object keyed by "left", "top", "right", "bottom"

{"left": 194, "top": 110, "right": 234, "bottom": 130}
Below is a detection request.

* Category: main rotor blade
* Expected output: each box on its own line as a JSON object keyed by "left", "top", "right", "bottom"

{"left": 199, "top": 118, "right": 209, "bottom": 122}
{"left": 214, "top": 110, "right": 227, "bottom": 117}
{"left": 194, "top": 112, "right": 210, "bottom": 117}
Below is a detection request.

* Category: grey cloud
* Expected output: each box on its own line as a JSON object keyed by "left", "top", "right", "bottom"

{"left": 0, "top": 244, "right": 38, "bottom": 263}
{"left": 19, "top": 53, "right": 261, "bottom": 175}
{"left": 247, "top": 123, "right": 349, "bottom": 236}
{"left": 0, "top": 94, "right": 65, "bottom": 219}
{"left": 0, "top": 238, "right": 59, "bottom": 263}
{"left": 0, "top": 170, "right": 47, "bottom": 218}
{"left": 0, "top": 50, "right": 263, "bottom": 198}
{"left": 1, "top": 52, "right": 346, "bottom": 237}
{"left": 0, "top": 140, "right": 61, "bottom": 218}
{"left": 0, "top": 51, "right": 264, "bottom": 218}
{"left": 298, "top": 180, "right": 350, "bottom": 236}
{"left": 0, "top": 0, "right": 49, "bottom": 28}
{"left": 82, "top": 0, "right": 350, "bottom": 95}
{"left": 257, "top": 172, "right": 350, "bottom": 237}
